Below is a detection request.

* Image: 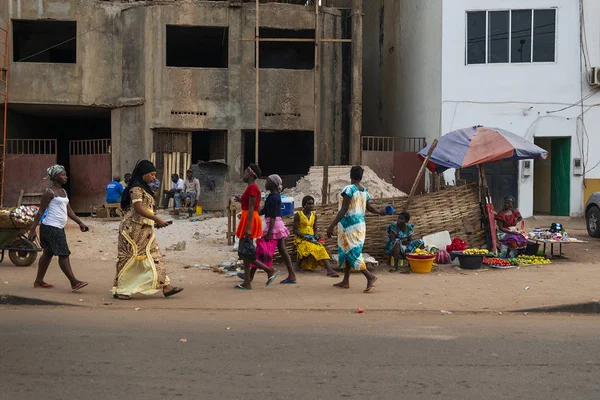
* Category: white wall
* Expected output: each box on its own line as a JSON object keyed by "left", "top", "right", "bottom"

{"left": 441, "top": 0, "right": 600, "bottom": 217}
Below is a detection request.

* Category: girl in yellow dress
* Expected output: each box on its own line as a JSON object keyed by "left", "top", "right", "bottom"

{"left": 292, "top": 196, "right": 339, "bottom": 277}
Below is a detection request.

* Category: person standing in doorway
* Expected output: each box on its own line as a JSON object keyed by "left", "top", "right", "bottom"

{"left": 163, "top": 173, "right": 184, "bottom": 209}
{"left": 27, "top": 165, "right": 89, "bottom": 292}
{"left": 181, "top": 169, "right": 201, "bottom": 208}
{"left": 327, "top": 166, "right": 386, "bottom": 293}
{"left": 106, "top": 175, "right": 125, "bottom": 204}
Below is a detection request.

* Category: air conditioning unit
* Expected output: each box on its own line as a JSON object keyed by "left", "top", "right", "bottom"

{"left": 592, "top": 67, "right": 600, "bottom": 86}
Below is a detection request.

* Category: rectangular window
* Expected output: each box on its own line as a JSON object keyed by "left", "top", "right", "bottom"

{"left": 13, "top": 20, "right": 77, "bottom": 63}
{"left": 466, "top": 9, "right": 556, "bottom": 65}
{"left": 166, "top": 26, "right": 228, "bottom": 68}
{"left": 258, "top": 28, "right": 315, "bottom": 70}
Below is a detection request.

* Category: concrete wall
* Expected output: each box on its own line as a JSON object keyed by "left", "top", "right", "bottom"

{"left": 440, "top": 0, "right": 600, "bottom": 217}
{"left": 362, "top": 0, "right": 443, "bottom": 144}
{"left": 2, "top": 0, "right": 344, "bottom": 178}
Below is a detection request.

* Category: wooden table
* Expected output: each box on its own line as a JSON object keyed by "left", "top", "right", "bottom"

{"left": 532, "top": 239, "right": 587, "bottom": 259}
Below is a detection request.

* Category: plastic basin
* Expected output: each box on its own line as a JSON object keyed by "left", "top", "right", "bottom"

{"left": 457, "top": 254, "right": 484, "bottom": 270}
{"left": 406, "top": 254, "right": 436, "bottom": 274}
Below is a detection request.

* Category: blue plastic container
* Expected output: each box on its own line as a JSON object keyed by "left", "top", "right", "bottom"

{"left": 385, "top": 205, "right": 395, "bottom": 215}
{"left": 280, "top": 196, "right": 295, "bottom": 217}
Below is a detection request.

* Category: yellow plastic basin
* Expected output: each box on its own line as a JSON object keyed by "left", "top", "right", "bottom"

{"left": 406, "top": 255, "right": 436, "bottom": 274}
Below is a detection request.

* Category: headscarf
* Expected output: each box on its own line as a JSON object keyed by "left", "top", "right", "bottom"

{"left": 121, "top": 160, "right": 157, "bottom": 209}
{"left": 268, "top": 174, "right": 283, "bottom": 193}
{"left": 504, "top": 195, "right": 516, "bottom": 204}
{"left": 45, "top": 165, "right": 66, "bottom": 181}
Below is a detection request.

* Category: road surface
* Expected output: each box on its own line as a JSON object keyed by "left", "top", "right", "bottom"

{"left": 1, "top": 308, "right": 599, "bottom": 399}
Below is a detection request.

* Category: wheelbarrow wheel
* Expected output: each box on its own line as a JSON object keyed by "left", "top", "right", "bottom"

{"left": 8, "top": 239, "right": 38, "bottom": 267}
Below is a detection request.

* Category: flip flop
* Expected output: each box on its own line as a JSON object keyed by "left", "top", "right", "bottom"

{"left": 164, "top": 287, "right": 184, "bottom": 297}
{"left": 266, "top": 271, "right": 280, "bottom": 287}
{"left": 71, "top": 281, "right": 88, "bottom": 292}
{"left": 113, "top": 294, "right": 131, "bottom": 300}
{"left": 364, "top": 277, "right": 378, "bottom": 293}
{"left": 237, "top": 272, "right": 246, "bottom": 280}
{"left": 333, "top": 282, "right": 350, "bottom": 289}
{"left": 34, "top": 283, "right": 54, "bottom": 289}
{"left": 327, "top": 272, "right": 340, "bottom": 278}
{"left": 234, "top": 284, "right": 251, "bottom": 290}
{"left": 280, "top": 278, "right": 297, "bottom": 284}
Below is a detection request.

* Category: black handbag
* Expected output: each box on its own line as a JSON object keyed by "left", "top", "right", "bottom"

{"left": 238, "top": 239, "right": 256, "bottom": 260}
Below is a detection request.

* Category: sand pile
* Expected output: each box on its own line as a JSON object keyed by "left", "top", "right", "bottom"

{"left": 285, "top": 166, "right": 407, "bottom": 205}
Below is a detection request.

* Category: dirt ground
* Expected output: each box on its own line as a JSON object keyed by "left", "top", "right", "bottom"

{"left": 1, "top": 213, "right": 598, "bottom": 312}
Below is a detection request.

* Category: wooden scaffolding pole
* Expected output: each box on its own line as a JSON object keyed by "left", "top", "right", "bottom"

{"left": 350, "top": 0, "right": 363, "bottom": 165}
{"left": 314, "top": 0, "right": 320, "bottom": 166}
{"left": 254, "top": 0, "right": 260, "bottom": 168}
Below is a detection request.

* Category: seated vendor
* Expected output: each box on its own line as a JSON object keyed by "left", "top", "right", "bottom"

{"left": 495, "top": 195, "right": 528, "bottom": 258}
{"left": 106, "top": 176, "right": 124, "bottom": 205}
{"left": 385, "top": 211, "right": 424, "bottom": 272}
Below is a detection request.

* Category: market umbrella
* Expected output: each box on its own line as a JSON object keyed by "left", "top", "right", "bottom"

{"left": 418, "top": 126, "right": 548, "bottom": 173}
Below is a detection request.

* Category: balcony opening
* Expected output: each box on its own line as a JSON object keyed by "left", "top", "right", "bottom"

{"left": 258, "top": 28, "right": 315, "bottom": 70}
{"left": 166, "top": 26, "right": 228, "bottom": 68}
{"left": 243, "top": 130, "right": 313, "bottom": 177}
{"left": 192, "top": 130, "right": 228, "bottom": 163}
{"left": 13, "top": 20, "right": 77, "bottom": 63}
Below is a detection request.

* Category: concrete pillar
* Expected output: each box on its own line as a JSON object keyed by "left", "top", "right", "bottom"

{"left": 350, "top": 0, "right": 363, "bottom": 165}
{"left": 227, "top": 5, "right": 244, "bottom": 178}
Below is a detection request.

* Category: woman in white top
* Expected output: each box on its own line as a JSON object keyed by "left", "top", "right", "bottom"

{"left": 28, "top": 165, "right": 89, "bottom": 291}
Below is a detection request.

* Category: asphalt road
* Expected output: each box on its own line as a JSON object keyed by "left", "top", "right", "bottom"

{"left": 1, "top": 308, "right": 599, "bottom": 400}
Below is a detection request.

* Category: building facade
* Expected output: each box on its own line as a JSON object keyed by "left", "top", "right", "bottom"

{"left": 364, "top": 0, "right": 600, "bottom": 218}
{"left": 0, "top": 0, "right": 349, "bottom": 210}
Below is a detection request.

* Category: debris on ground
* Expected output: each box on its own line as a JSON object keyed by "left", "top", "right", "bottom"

{"left": 166, "top": 241, "right": 186, "bottom": 251}
{"left": 286, "top": 166, "right": 406, "bottom": 205}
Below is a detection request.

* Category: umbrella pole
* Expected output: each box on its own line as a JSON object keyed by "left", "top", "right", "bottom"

{"left": 406, "top": 139, "right": 438, "bottom": 209}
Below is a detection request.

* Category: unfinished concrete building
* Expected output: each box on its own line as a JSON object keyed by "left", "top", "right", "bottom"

{"left": 0, "top": 0, "right": 359, "bottom": 211}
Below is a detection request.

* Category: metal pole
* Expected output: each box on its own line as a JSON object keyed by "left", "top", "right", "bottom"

{"left": 350, "top": 0, "right": 363, "bottom": 165}
{"left": 254, "top": 0, "right": 260, "bottom": 167}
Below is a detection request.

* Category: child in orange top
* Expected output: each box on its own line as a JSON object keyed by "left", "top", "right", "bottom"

{"left": 233, "top": 164, "right": 278, "bottom": 290}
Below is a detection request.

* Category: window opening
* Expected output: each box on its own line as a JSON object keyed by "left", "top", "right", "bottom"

{"left": 13, "top": 20, "right": 76, "bottom": 63}
{"left": 243, "top": 130, "right": 313, "bottom": 176}
{"left": 258, "top": 28, "right": 315, "bottom": 70}
{"left": 166, "top": 26, "right": 228, "bottom": 68}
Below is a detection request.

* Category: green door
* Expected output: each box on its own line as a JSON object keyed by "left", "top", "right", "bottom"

{"left": 550, "top": 138, "right": 570, "bottom": 216}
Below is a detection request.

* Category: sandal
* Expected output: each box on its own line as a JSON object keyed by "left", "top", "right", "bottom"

{"left": 364, "top": 277, "right": 378, "bottom": 293}
{"left": 71, "top": 281, "right": 88, "bottom": 292}
{"left": 333, "top": 282, "right": 350, "bottom": 289}
{"left": 34, "top": 282, "right": 55, "bottom": 289}
{"left": 113, "top": 294, "right": 131, "bottom": 300}
{"left": 327, "top": 271, "right": 340, "bottom": 278}
{"left": 164, "top": 287, "right": 184, "bottom": 297}
{"left": 234, "top": 284, "right": 251, "bottom": 290}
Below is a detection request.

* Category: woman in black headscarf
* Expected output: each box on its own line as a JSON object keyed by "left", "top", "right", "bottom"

{"left": 113, "top": 160, "right": 183, "bottom": 300}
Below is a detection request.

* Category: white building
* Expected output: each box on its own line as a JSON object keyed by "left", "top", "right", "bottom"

{"left": 363, "top": 0, "right": 600, "bottom": 217}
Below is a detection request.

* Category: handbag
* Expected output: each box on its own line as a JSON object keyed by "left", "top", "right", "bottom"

{"left": 238, "top": 239, "right": 256, "bottom": 260}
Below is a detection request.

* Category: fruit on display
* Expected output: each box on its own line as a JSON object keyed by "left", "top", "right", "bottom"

{"left": 483, "top": 257, "right": 512, "bottom": 267}
{"left": 446, "top": 238, "right": 467, "bottom": 252}
{"left": 3, "top": 205, "right": 39, "bottom": 225}
{"left": 462, "top": 248, "right": 489, "bottom": 255}
{"left": 518, "top": 255, "right": 551, "bottom": 265}
{"left": 410, "top": 248, "right": 434, "bottom": 256}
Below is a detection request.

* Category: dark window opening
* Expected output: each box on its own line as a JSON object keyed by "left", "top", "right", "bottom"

{"left": 192, "top": 130, "right": 228, "bottom": 163}
{"left": 467, "top": 11, "right": 486, "bottom": 64}
{"left": 166, "top": 26, "right": 228, "bottom": 68}
{"left": 533, "top": 9, "right": 556, "bottom": 62}
{"left": 13, "top": 19, "right": 76, "bottom": 63}
{"left": 511, "top": 10, "right": 532, "bottom": 63}
{"left": 488, "top": 11, "right": 509, "bottom": 63}
{"left": 258, "top": 28, "right": 315, "bottom": 70}
{"left": 243, "top": 130, "right": 313, "bottom": 176}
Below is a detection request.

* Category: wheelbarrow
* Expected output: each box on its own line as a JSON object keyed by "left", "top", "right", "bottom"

{"left": 0, "top": 224, "right": 40, "bottom": 267}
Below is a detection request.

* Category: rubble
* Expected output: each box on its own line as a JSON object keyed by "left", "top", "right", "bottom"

{"left": 285, "top": 166, "right": 406, "bottom": 205}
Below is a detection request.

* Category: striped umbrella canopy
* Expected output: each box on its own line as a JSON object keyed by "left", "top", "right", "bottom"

{"left": 418, "top": 126, "right": 549, "bottom": 173}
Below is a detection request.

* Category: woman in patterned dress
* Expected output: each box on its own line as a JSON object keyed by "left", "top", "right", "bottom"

{"left": 113, "top": 160, "right": 183, "bottom": 300}
{"left": 326, "top": 166, "right": 386, "bottom": 292}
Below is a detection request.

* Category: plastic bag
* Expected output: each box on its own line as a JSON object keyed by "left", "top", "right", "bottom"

{"left": 252, "top": 238, "right": 278, "bottom": 268}
{"left": 238, "top": 239, "right": 256, "bottom": 260}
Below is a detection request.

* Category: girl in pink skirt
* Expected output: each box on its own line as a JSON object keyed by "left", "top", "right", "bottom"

{"left": 240, "top": 174, "right": 297, "bottom": 284}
